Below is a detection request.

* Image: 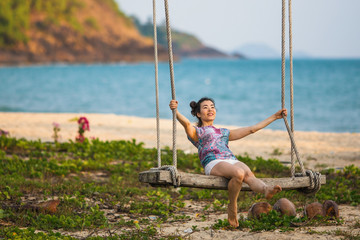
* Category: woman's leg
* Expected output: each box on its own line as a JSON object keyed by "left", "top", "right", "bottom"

{"left": 210, "top": 162, "right": 245, "bottom": 228}
{"left": 233, "top": 162, "right": 282, "bottom": 199}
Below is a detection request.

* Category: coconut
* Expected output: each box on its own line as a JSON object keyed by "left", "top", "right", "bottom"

{"left": 273, "top": 198, "right": 296, "bottom": 217}
{"left": 323, "top": 200, "right": 339, "bottom": 219}
{"left": 304, "top": 202, "right": 324, "bottom": 219}
{"left": 248, "top": 202, "right": 272, "bottom": 219}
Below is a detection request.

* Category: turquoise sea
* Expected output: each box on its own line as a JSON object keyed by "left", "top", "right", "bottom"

{"left": 0, "top": 59, "right": 359, "bottom": 133}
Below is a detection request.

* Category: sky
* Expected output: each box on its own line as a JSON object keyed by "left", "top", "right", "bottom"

{"left": 116, "top": 0, "right": 360, "bottom": 59}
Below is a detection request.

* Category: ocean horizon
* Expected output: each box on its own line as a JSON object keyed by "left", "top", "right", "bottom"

{"left": 1, "top": 58, "right": 359, "bottom": 133}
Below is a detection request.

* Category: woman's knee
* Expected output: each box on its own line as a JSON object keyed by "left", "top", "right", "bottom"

{"left": 232, "top": 168, "right": 245, "bottom": 183}
{"left": 244, "top": 170, "right": 256, "bottom": 182}
{"left": 246, "top": 170, "right": 255, "bottom": 178}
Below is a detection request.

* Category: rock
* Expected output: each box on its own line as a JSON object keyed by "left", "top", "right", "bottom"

{"left": 323, "top": 200, "right": 339, "bottom": 219}
{"left": 184, "top": 228, "right": 193, "bottom": 233}
{"left": 304, "top": 202, "right": 324, "bottom": 219}
{"left": 273, "top": 198, "right": 296, "bottom": 217}
{"left": 248, "top": 202, "right": 272, "bottom": 219}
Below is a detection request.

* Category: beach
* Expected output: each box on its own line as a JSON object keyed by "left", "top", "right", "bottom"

{"left": 1, "top": 112, "right": 359, "bottom": 170}
{"left": 1, "top": 112, "right": 360, "bottom": 239}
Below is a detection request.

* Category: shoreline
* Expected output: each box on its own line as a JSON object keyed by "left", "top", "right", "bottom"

{"left": 1, "top": 112, "right": 359, "bottom": 170}
{"left": 1, "top": 111, "right": 356, "bottom": 135}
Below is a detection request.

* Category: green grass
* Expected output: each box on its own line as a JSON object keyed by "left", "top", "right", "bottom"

{"left": 0, "top": 136, "right": 359, "bottom": 239}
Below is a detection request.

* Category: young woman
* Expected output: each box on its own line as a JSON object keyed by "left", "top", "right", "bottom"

{"left": 169, "top": 97, "right": 286, "bottom": 228}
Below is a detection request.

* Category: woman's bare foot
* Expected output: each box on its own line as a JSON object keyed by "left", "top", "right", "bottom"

{"left": 265, "top": 185, "right": 282, "bottom": 200}
{"left": 228, "top": 204, "right": 239, "bottom": 228}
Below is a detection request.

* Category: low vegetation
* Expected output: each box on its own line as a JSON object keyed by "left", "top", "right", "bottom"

{"left": 0, "top": 136, "right": 359, "bottom": 239}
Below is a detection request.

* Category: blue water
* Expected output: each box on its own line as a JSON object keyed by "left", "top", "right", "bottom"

{"left": 1, "top": 59, "right": 359, "bottom": 133}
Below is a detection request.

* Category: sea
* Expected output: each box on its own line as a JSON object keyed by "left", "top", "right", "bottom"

{"left": 0, "top": 59, "right": 359, "bottom": 133}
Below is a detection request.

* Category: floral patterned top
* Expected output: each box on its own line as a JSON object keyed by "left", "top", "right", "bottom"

{"left": 188, "top": 125, "right": 237, "bottom": 168}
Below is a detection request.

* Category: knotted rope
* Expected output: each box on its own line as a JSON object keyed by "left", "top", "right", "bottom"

{"left": 164, "top": 0, "right": 178, "bottom": 170}
{"left": 295, "top": 170, "right": 322, "bottom": 194}
{"left": 288, "top": 0, "right": 296, "bottom": 177}
{"left": 282, "top": 0, "right": 305, "bottom": 176}
{"left": 282, "top": 0, "right": 321, "bottom": 194}
{"left": 150, "top": 0, "right": 180, "bottom": 187}
{"left": 153, "top": 0, "right": 161, "bottom": 168}
{"left": 151, "top": 165, "right": 181, "bottom": 188}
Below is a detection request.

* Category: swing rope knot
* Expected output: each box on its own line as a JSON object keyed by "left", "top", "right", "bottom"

{"left": 295, "top": 170, "right": 321, "bottom": 194}
{"left": 151, "top": 165, "right": 181, "bottom": 188}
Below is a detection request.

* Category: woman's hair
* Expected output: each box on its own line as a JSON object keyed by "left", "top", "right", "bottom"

{"left": 190, "top": 97, "right": 215, "bottom": 127}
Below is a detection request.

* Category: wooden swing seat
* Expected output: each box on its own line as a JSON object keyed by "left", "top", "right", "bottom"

{"left": 139, "top": 169, "right": 326, "bottom": 190}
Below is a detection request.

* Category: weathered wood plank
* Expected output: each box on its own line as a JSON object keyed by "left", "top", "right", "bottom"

{"left": 139, "top": 170, "right": 326, "bottom": 190}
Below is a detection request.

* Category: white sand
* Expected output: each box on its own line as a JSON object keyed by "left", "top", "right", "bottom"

{"left": 1, "top": 112, "right": 359, "bottom": 170}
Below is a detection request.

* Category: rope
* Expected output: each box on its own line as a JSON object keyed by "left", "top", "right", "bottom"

{"left": 164, "top": 0, "right": 178, "bottom": 169}
{"left": 282, "top": 115, "right": 306, "bottom": 175}
{"left": 282, "top": 0, "right": 321, "bottom": 194}
{"left": 288, "top": 0, "right": 296, "bottom": 178}
{"left": 152, "top": 0, "right": 161, "bottom": 168}
{"left": 295, "top": 170, "right": 322, "bottom": 194}
{"left": 147, "top": 0, "right": 180, "bottom": 188}
{"left": 152, "top": 165, "right": 181, "bottom": 188}
{"left": 281, "top": 0, "right": 286, "bottom": 110}
{"left": 281, "top": 0, "right": 306, "bottom": 176}
{"left": 281, "top": 0, "right": 298, "bottom": 174}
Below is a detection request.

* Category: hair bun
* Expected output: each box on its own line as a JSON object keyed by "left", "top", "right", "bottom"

{"left": 189, "top": 101, "right": 197, "bottom": 109}
{"left": 190, "top": 101, "right": 197, "bottom": 116}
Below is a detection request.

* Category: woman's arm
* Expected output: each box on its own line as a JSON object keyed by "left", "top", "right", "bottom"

{"left": 169, "top": 100, "right": 198, "bottom": 142}
{"left": 229, "top": 109, "right": 287, "bottom": 141}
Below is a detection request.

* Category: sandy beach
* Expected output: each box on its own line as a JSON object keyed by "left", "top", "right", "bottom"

{"left": 1, "top": 112, "right": 359, "bottom": 171}
{"left": 1, "top": 112, "right": 360, "bottom": 239}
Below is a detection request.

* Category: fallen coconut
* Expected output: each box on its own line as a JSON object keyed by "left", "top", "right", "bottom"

{"left": 323, "top": 200, "right": 339, "bottom": 219}
{"left": 273, "top": 198, "right": 296, "bottom": 217}
{"left": 304, "top": 202, "right": 324, "bottom": 219}
{"left": 248, "top": 202, "right": 272, "bottom": 219}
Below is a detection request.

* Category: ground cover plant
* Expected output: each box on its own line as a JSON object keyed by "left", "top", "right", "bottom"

{"left": 0, "top": 135, "right": 359, "bottom": 239}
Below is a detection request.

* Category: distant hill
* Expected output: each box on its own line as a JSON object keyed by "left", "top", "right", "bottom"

{"left": 233, "top": 43, "right": 311, "bottom": 59}
{"left": 132, "top": 17, "right": 242, "bottom": 59}
{"left": 233, "top": 43, "right": 279, "bottom": 59}
{"left": 0, "top": 0, "right": 168, "bottom": 65}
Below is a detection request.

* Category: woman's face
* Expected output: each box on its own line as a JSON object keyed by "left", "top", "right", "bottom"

{"left": 197, "top": 100, "right": 216, "bottom": 123}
